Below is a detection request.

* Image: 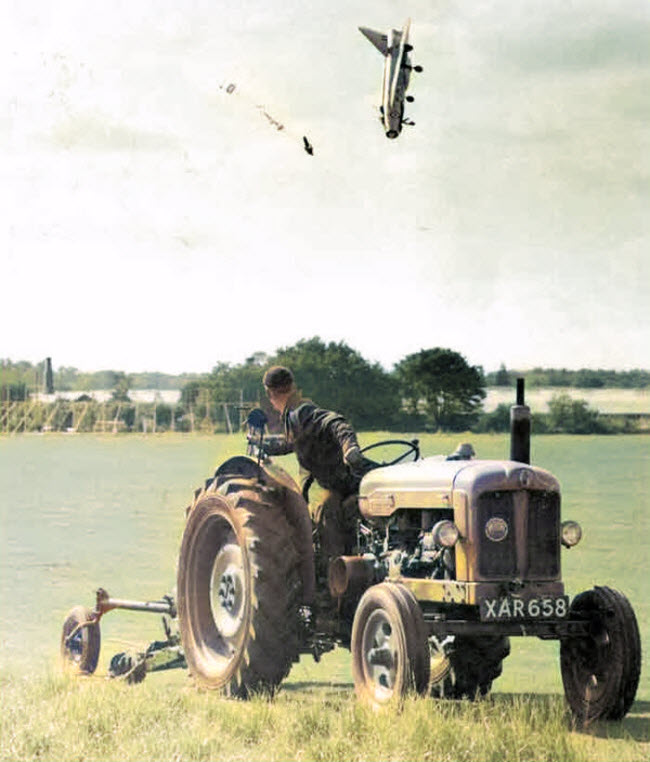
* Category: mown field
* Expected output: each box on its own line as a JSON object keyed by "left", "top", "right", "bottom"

{"left": 0, "top": 432, "right": 648, "bottom": 761}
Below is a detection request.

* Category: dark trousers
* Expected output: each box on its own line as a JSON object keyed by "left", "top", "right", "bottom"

{"left": 282, "top": 487, "right": 316, "bottom": 606}
{"left": 313, "top": 489, "right": 359, "bottom": 578}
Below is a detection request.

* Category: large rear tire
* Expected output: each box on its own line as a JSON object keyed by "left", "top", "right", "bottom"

{"left": 351, "top": 583, "right": 430, "bottom": 709}
{"left": 560, "top": 586, "right": 641, "bottom": 724}
{"left": 177, "top": 483, "right": 301, "bottom": 697}
{"left": 429, "top": 634, "right": 510, "bottom": 699}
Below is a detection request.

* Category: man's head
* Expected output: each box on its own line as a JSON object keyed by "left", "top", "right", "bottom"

{"left": 263, "top": 366, "right": 295, "bottom": 412}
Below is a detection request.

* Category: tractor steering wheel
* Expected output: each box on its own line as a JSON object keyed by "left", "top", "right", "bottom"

{"left": 359, "top": 439, "right": 420, "bottom": 467}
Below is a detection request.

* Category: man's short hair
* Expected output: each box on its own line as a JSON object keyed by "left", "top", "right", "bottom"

{"left": 263, "top": 366, "right": 294, "bottom": 393}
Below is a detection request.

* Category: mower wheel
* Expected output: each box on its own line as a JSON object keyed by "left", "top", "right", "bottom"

{"left": 60, "top": 605, "right": 101, "bottom": 675}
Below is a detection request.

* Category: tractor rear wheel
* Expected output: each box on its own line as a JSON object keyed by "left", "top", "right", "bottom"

{"left": 560, "top": 586, "right": 641, "bottom": 724}
{"left": 177, "top": 483, "right": 301, "bottom": 697}
{"left": 351, "top": 583, "right": 430, "bottom": 708}
{"left": 429, "top": 634, "right": 510, "bottom": 699}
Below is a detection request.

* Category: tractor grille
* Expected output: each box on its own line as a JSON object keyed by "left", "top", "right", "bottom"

{"left": 478, "top": 492, "right": 517, "bottom": 577}
{"left": 477, "top": 490, "right": 560, "bottom": 579}
{"left": 527, "top": 490, "right": 560, "bottom": 577}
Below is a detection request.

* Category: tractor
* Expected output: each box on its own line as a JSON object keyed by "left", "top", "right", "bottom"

{"left": 61, "top": 379, "right": 641, "bottom": 725}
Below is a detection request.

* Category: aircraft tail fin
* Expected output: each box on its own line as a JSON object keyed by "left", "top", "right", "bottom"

{"left": 359, "top": 26, "right": 388, "bottom": 55}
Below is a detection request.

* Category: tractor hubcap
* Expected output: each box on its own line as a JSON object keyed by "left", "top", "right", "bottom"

{"left": 210, "top": 543, "right": 246, "bottom": 640}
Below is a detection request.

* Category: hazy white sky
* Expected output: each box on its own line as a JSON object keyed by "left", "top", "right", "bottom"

{"left": 2, "top": 0, "right": 648, "bottom": 374}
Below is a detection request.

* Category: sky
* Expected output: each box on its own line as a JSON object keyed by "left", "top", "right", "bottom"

{"left": 2, "top": 0, "right": 648, "bottom": 375}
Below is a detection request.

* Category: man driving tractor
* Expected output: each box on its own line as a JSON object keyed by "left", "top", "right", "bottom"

{"left": 258, "top": 366, "right": 370, "bottom": 594}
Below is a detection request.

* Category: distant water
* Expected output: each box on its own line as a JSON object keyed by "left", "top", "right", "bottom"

{"left": 34, "top": 389, "right": 182, "bottom": 404}
{"left": 484, "top": 387, "right": 649, "bottom": 414}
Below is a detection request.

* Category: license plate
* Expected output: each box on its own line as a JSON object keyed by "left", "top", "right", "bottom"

{"left": 479, "top": 595, "right": 569, "bottom": 621}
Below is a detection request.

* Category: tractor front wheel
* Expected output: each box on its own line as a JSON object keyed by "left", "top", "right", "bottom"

{"left": 428, "top": 634, "right": 510, "bottom": 699}
{"left": 351, "top": 583, "right": 430, "bottom": 708}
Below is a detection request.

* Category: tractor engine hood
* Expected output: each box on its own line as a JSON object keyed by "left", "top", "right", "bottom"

{"left": 358, "top": 456, "right": 559, "bottom": 519}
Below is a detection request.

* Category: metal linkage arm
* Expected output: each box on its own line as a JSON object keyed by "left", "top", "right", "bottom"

{"left": 95, "top": 588, "right": 176, "bottom": 618}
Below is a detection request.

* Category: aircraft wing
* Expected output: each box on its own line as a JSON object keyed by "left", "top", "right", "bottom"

{"left": 359, "top": 26, "right": 389, "bottom": 56}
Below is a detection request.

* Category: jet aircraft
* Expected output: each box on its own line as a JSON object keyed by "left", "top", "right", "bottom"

{"left": 359, "top": 18, "right": 422, "bottom": 139}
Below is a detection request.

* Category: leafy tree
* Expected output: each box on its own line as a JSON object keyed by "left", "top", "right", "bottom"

{"left": 1, "top": 359, "right": 34, "bottom": 399}
{"left": 179, "top": 379, "right": 200, "bottom": 407}
{"left": 110, "top": 371, "right": 132, "bottom": 402}
{"left": 473, "top": 403, "right": 511, "bottom": 433}
{"left": 573, "top": 369, "right": 606, "bottom": 388}
{"left": 494, "top": 363, "right": 511, "bottom": 387}
{"left": 121, "top": 404, "right": 136, "bottom": 430}
{"left": 212, "top": 358, "right": 268, "bottom": 402}
{"left": 272, "top": 337, "right": 402, "bottom": 429}
{"left": 546, "top": 393, "right": 606, "bottom": 434}
{"left": 395, "top": 348, "right": 486, "bottom": 432}
{"left": 506, "top": 367, "right": 650, "bottom": 389}
{"left": 178, "top": 355, "right": 269, "bottom": 425}
{"left": 178, "top": 339, "right": 401, "bottom": 430}
{"left": 154, "top": 403, "right": 174, "bottom": 429}
{"left": 2, "top": 359, "right": 54, "bottom": 399}
{"left": 55, "top": 366, "right": 84, "bottom": 391}
{"left": 0, "top": 381, "right": 28, "bottom": 401}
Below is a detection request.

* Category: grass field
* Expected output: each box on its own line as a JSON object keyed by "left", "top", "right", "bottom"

{"left": 0, "top": 432, "right": 648, "bottom": 760}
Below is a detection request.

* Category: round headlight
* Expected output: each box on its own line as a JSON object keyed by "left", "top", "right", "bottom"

{"left": 561, "top": 520, "right": 582, "bottom": 547}
{"left": 432, "top": 520, "right": 460, "bottom": 548}
{"left": 485, "top": 517, "right": 509, "bottom": 542}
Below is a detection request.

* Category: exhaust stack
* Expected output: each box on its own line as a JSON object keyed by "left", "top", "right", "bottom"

{"left": 510, "top": 377, "right": 531, "bottom": 464}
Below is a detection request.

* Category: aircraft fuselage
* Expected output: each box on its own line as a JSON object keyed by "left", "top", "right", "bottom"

{"left": 360, "top": 19, "right": 417, "bottom": 139}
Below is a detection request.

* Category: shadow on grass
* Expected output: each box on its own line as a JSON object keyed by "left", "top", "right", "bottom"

{"left": 281, "top": 681, "right": 354, "bottom": 694}
{"left": 581, "top": 700, "right": 650, "bottom": 743}
{"left": 280, "top": 685, "right": 649, "bottom": 743}
{"left": 495, "top": 694, "right": 649, "bottom": 742}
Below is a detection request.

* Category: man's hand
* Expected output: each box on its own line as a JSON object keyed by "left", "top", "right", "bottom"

{"left": 246, "top": 434, "right": 268, "bottom": 458}
{"left": 343, "top": 445, "right": 364, "bottom": 469}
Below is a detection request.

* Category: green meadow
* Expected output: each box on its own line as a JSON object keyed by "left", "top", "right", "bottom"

{"left": 0, "top": 432, "right": 648, "bottom": 760}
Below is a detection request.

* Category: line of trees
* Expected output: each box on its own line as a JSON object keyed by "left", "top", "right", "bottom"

{"left": 487, "top": 363, "right": 650, "bottom": 389}
{"left": 3, "top": 345, "right": 649, "bottom": 434}
{"left": 4, "top": 357, "right": 647, "bottom": 403}
{"left": 179, "top": 339, "right": 487, "bottom": 432}
{"left": 0, "top": 360, "right": 201, "bottom": 400}
{"left": 180, "top": 340, "right": 643, "bottom": 434}
{"left": 475, "top": 395, "right": 639, "bottom": 435}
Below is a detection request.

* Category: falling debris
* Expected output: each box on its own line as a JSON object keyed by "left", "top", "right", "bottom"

{"left": 219, "top": 80, "right": 313, "bottom": 157}
{"left": 257, "top": 106, "right": 284, "bottom": 131}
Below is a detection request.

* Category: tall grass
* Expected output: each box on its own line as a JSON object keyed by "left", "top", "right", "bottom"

{"left": 2, "top": 670, "right": 647, "bottom": 762}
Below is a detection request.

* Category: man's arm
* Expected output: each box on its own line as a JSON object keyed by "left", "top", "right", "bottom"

{"left": 291, "top": 403, "right": 361, "bottom": 460}
{"left": 247, "top": 433, "right": 294, "bottom": 456}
